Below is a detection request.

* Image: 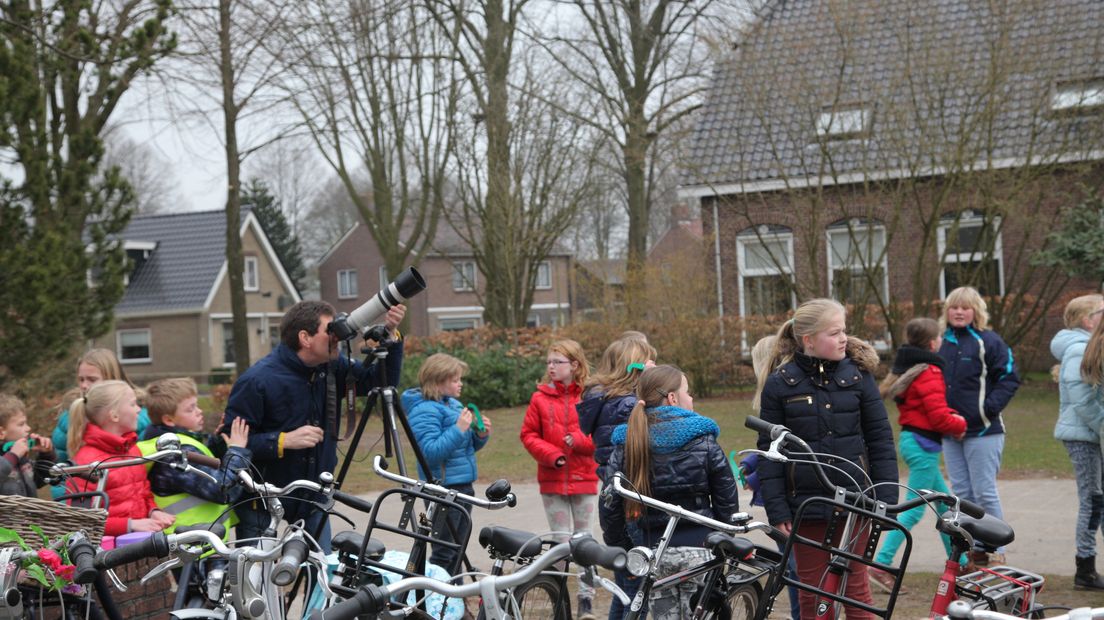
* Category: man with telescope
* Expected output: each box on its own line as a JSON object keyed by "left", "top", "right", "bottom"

{"left": 224, "top": 268, "right": 425, "bottom": 548}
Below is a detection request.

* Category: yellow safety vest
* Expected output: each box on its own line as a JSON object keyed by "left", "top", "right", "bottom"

{"left": 137, "top": 433, "right": 239, "bottom": 538}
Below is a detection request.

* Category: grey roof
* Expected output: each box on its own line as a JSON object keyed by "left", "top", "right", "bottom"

{"left": 114, "top": 209, "right": 235, "bottom": 314}
{"left": 684, "top": 0, "right": 1104, "bottom": 192}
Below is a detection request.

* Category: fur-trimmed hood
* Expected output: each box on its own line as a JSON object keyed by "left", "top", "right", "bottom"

{"left": 883, "top": 364, "right": 929, "bottom": 401}
{"left": 846, "top": 336, "right": 880, "bottom": 374}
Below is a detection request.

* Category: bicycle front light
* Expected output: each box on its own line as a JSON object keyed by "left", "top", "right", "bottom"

{"left": 625, "top": 546, "right": 653, "bottom": 577}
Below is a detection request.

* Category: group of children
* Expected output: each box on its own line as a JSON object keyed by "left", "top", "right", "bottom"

{"left": 2, "top": 284, "right": 1023, "bottom": 620}
{"left": 0, "top": 349, "right": 252, "bottom": 540}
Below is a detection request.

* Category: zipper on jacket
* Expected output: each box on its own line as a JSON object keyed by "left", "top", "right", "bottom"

{"left": 785, "top": 395, "right": 813, "bottom": 405}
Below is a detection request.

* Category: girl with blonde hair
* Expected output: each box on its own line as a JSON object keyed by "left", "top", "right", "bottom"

{"left": 939, "top": 286, "right": 1020, "bottom": 567}
{"left": 67, "top": 381, "right": 173, "bottom": 535}
{"left": 753, "top": 298, "right": 898, "bottom": 619}
{"left": 1055, "top": 294, "right": 1104, "bottom": 589}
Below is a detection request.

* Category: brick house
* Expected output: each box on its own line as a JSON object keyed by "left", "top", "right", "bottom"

{"left": 318, "top": 223, "right": 574, "bottom": 335}
{"left": 679, "top": 0, "right": 1104, "bottom": 362}
{"left": 92, "top": 209, "right": 301, "bottom": 382}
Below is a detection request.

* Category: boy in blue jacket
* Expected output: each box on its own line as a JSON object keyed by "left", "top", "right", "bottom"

{"left": 404, "top": 353, "right": 492, "bottom": 573}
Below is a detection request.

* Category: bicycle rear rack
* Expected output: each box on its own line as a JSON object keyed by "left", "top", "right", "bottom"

{"left": 955, "top": 565, "right": 1045, "bottom": 616}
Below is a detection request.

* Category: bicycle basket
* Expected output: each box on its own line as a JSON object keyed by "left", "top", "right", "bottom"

{"left": 0, "top": 495, "right": 107, "bottom": 547}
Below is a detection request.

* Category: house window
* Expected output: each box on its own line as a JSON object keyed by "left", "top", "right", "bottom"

{"left": 452, "top": 261, "right": 476, "bottom": 291}
{"left": 379, "top": 265, "right": 389, "bottom": 289}
{"left": 338, "top": 269, "right": 358, "bottom": 299}
{"left": 117, "top": 329, "right": 151, "bottom": 363}
{"left": 827, "top": 220, "right": 888, "bottom": 307}
{"left": 938, "top": 213, "right": 1004, "bottom": 298}
{"left": 244, "top": 256, "right": 259, "bottom": 291}
{"left": 222, "top": 321, "right": 235, "bottom": 366}
{"left": 439, "top": 317, "right": 480, "bottom": 332}
{"left": 1051, "top": 78, "right": 1104, "bottom": 112}
{"left": 737, "top": 227, "right": 794, "bottom": 317}
{"left": 815, "top": 105, "right": 872, "bottom": 139}
{"left": 536, "top": 262, "right": 552, "bottom": 290}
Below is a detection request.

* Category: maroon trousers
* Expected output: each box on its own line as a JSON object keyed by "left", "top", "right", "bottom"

{"left": 791, "top": 520, "right": 877, "bottom": 620}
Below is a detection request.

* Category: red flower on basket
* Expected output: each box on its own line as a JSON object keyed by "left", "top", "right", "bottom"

{"left": 0, "top": 527, "right": 80, "bottom": 593}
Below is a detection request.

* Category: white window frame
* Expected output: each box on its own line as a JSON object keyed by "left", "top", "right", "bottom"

{"left": 243, "top": 256, "right": 259, "bottom": 291}
{"left": 117, "top": 329, "right": 152, "bottom": 364}
{"left": 937, "top": 213, "right": 1005, "bottom": 299}
{"left": 815, "top": 106, "right": 872, "bottom": 139}
{"left": 221, "top": 321, "right": 236, "bottom": 367}
{"left": 379, "top": 265, "right": 389, "bottom": 290}
{"left": 438, "top": 315, "right": 481, "bottom": 332}
{"left": 452, "top": 261, "right": 476, "bottom": 292}
{"left": 736, "top": 227, "right": 796, "bottom": 319}
{"left": 535, "top": 261, "right": 552, "bottom": 290}
{"left": 825, "top": 220, "right": 889, "bottom": 306}
{"left": 1051, "top": 78, "right": 1104, "bottom": 112}
{"left": 337, "top": 269, "right": 358, "bottom": 299}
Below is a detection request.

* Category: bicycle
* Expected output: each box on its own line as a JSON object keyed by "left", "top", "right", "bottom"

{"left": 308, "top": 532, "right": 627, "bottom": 620}
{"left": 939, "top": 600, "right": 1104, "bottom": 620}
{"left": 604, "top": 471, "right": 785, "bottom": 620}
{"left": 475, "top": 524, "right": 630, "bottom": 620}
{"left": 744, "top": 415, "right": 990, "bottom": 620}
{"left": 0, "top": 531, "right": 100, "bottom": 620}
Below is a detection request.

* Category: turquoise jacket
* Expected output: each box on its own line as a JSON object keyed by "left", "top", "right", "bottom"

{"left": 1051, "top": 328, "right": 1104, "bottom": 443}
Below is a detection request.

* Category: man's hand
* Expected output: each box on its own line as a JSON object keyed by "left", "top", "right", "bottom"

{"left": 284, "top": 425, "right": 324, "bottom": 450}
{"left": 221, "top": 417, "right": 249, "bottom": 449}
{"left": 384, "top": 304, "right": 406, "bottom": 332}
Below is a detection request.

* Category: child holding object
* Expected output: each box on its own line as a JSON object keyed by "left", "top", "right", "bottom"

{"left": 404, "top": 353, "right": 493, "bottom": 574}
{"left": 521, "top": 339, "right": 599, "bottom": 619}
{"left": 869, "top": 318, "right": 966, "bottom": 593}
{"left": 0, "top": 395, "right": 56, "bottom": 498}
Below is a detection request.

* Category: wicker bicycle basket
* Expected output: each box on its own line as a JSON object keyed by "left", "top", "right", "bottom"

{"left": 0, "top": 495, "right": 107, "bottom": 548}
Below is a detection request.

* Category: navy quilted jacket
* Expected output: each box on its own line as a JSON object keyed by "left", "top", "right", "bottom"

{"left": 756, "top": 352, "right": 898, "bottom": 526}
{"left": 575, "top": 389, "right": 636, "bottom": 482}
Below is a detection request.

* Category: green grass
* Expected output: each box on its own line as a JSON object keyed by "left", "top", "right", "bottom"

{"left": 335, "top": 380, "right": 1071, "bottom": 494}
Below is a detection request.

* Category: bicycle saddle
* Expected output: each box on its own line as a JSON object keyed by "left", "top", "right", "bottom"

{"left": 703, "top": 532, "right": 756, "bottom": 560}
{"left": 950, "top": 512, "right": 1015, "bottom": 549}
{"left": 332, "top": 531, "right": 386, "bottom": 560}
{"left": 477, "top": 526, "right": 543, "bottom": 559}
{"left": 173, "top": 523, "right": 226, "bottom": 539}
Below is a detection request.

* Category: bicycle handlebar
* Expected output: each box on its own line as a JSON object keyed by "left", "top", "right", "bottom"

{"left": 67, "top": 532, "right": 99, "bottom": 585}
{"left": 942, "top": 600, "right": 1104, "bottom": 620}
{"left": 571, "top": 533, "right": 627, "bottom": 570}
{"left": 271, "top": 538, "right": 310, "bottom": 586}
{"left": 372, "top": 455, "right": 517, "bottom": 509}
{"left": 743, "top": 416, "right": 986, "bottom": 519}
{"left": 94, "top": 532, "right": 171, "bottom": 571}
{"left": 309, "top": 534, "right": 621, "bottom": 620}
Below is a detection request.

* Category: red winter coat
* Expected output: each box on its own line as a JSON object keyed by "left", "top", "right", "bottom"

{"left": 70, "top": 424, "right": 158, "bottom": 535}
{"left": 521, "top": 382, "right": 598, "bottom": 495}
{"left": 892, "top": 365, "right": 967, "bottom": 436}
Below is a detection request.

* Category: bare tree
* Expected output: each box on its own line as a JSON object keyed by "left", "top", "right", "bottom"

{"left": 164, "top": 0, "right": 294, "bottom": 375}
{"left": 101, "top": 127, "right": 185, "bottom": 214}
{"left": 544, "top": 0, "right": 754, "bottom": 319}
{"left": 245, "top": 136, "right": 326, "bottom": 240}
{"left": 277, "top": 0, "right": 456, "bottom": 282}
{"left": 425, "top": 0, "right": 600, "bottom": 327}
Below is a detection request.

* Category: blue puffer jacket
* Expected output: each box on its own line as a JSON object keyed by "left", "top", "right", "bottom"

{"left": 600, "top": 406, "right": 740, "bottom": 549}
{"left": 940, "top": 326, "right": 1020, "bottom": 437}
{"left": 403, "top": 389, "right": 488, "bottom": 485}
{"left": 575, "top": 389, "right": 636, "bottom": 482}
{"left": 223, "top": 341, "right": 403, "bottom": 522}
{"left": 1051, "top": 328, "right": 1104, "bottom": 443}
{"left": 757, "top": 349, "right": 898, "bottom": 526}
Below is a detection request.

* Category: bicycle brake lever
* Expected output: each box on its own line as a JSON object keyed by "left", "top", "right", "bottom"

{"left": 106, "top": 567, "right": 128, "bottom": 592}
{"left": 141, "top": 557, "right": 182, "bottom": 585}
{"left": 595, "top": 573, "right": 630, "bottom": 605}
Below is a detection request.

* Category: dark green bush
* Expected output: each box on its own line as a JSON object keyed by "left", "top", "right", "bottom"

{"left": 399, "top": 344, "right": 546, "bottom": 409}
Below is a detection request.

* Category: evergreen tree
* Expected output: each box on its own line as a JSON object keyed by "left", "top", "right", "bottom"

{"left": 242, "top": 178, "right": 306, "bottom": 294}
{"left": 0, "top": 1, "right": 175, "bottom": 389}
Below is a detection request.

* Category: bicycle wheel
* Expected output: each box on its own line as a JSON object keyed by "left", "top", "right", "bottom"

{"left": 701, "top": 583, "right": 760, "bottom": 620}
{"left": 480, "top": 574, "right": 570, "bottom": 620}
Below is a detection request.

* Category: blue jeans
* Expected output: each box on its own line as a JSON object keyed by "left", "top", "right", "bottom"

{"left": 943, "top": 433, "right": 1005, "bottom": 553}
{"left": 876, "top": 432, "right": 953, "bottom": 564}
{"left": 1064, "top": 440, "right": 1104, "bottom": 558}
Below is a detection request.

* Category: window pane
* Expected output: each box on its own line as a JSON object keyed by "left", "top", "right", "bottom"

{"left": 943, "top": 260, "right": 1000, "bottom": 297}
{"left": 379, "top": 266, "right": 388, "bottom": 289}
{"left": 440, "top": 318, "right": 477, "bottom": 332}
{"left": 244, "top": 257, "right": 258, "bottom": 290}
{"left": 830, "top": 228, "right": 884, "bottom": 267}
{"left": 338, "top": 270, "right": 358, "bottom": 298}
{"left": 222, "top": 322, "right": 235, "bottom": 365}
{"left": 833, "top": 267, "right": 886, "bottom": 306}
{"left": 743, "top": 274, "right": 792, "bottom": 316}
{"left": 945, "top": 223, "right": 995, "bottom": 255}
{"left": 453, "top": 262, "right": 474, "bottom": 291}
{"left": 536, "top": 262, "right": 551, "bottom": 289}
{"left": 119, "top": 331, "right": 150, "bottom": 360}
{"left": 744, "top": 240, "right": 790, "bottom": 271}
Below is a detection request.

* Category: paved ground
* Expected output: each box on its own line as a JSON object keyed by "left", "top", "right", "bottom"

{"left": 337, "top": 476, "right": 1080, "bottom": 576}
